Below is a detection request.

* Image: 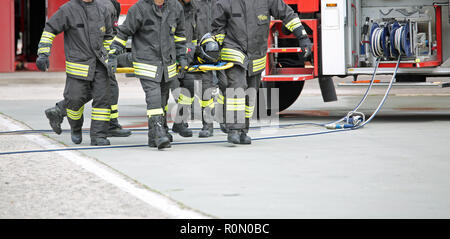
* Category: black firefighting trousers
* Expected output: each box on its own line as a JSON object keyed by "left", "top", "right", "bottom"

{"left": 140, "top": 76, "right": 171, "bottom": 119}
{"left": 62, "top": 61, "right": 111, "bottom": 138}
{"left": 56, "top": 74, "right": 120, "bottom": 128}
{"left": 220, "top": 65, "right": 261, "bottom": 131}
{"left": 171, "top": 71, "right": 215, "bottom": 124}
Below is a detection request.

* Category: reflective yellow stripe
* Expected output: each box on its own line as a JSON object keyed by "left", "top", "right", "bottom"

{"left": 221, "top": 48, "right": 245, "bottom": 64}
{"left": 113, "top": 36, "right": 127, "bottom": 47}
{"left": 66, "top": 61, "right": 89, "bottom": 71}
{"left": 38, "top": 47, "right": 51, "bottom": 54}
{"left": 217, "top": 94, "right": 225, "bottom": 104}
{"left": 67, "top": 106, "right": 85, "bottom": 120}
{"left": 147, "top": 108, "right": 164, "bottom": 117}
{"left": 245, "top": 105, "right": 255, "bottom": 118}
{"left": 168, "top": 63, "right": 178, "bottom": 78}
{"left": 92, "top": 108, "right": 111, "bottom": 115}
{"left": 133, "top": 62, "right": 158, "bottom": 72}
{"left": 178, "top": 93, "right": 194, "bottom": 105}
{"left": 174, "top": 36, "right": 187, "bottom": 42}
{"left": 285, "top": 17, "right": 302, "bottom": 32}
{"left": 164, "top": 105, "right": 168, "bottom": 112}
{"left": 253, "top": 56, "right": 267, "bottom": 72}
{"left": 201, "top": 98, "right": 215, "bottom": 108}
{"left": 110, "top": 112, "right": 119, "bottom": 119}
{"left": 226, "top": 105, "right": 246, "bottom": 111}
{"left": 92, "top": 115, "right": 111, "bottom": 121}
{"left": 201, "top": 38, "right": 215, "bottom": 45}
{"left": 133, "top": 62, "right": 157, "bottom": 78}
{"left": 66, "top": 68, "right": 88, "bottom": 77}
{"left": 39, "top": 38, "right": 53, "bottom": 44}
{"left": 192, "top": 40, "right": 198, "bottom": 45}
{"left": 215, "top": 34, "right": 225, "bottom": 44}
{"left": 226, "top": 98, "right": 245, "bottom": 104}
{"left": 111, "top": 105, "right": 118, "bottom": 111}
{"left": 42, "top": 31, "right": 55, "bottom": 39}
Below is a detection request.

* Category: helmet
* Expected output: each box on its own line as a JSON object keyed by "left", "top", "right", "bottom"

{"left": 197, "top": 33, "right": 220, "bottom": 64}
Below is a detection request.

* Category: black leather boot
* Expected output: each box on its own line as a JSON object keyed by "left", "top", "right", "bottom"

{"left": 239, "top": 131, "right": 252, "bottom": 144}
{"left": 45, "top": 106, "right": 64, "bottom": 135}
{"left": 227, "top": 130, "right": 241, "bottom": 144}
{"left": 71, "top": 130, "right": 82, "bottom": 144}
{"left": 172, "top": 122, "right": 193, "bottom": 137}
{"left": 149, "top": 116, "right": 171, "bottom": 149}
{"left": 108, "top": 118, "right": 132, "bottom": 137}
{"left": 199, "top": 123, "right": 214, "bottom": 138}
{"left": 91, "top": 137, "right": 111, "bottom": 146}
{"left": 163, "top": 116, "right": 174, "bottom": 142}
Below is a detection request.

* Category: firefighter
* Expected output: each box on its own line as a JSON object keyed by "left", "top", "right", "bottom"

{"left": 108, "top": 0, "right": 187, "bottom": 150}
{"left": 44, "top": 0, "right": 132, "bottom": 139}
{"left": 36, "top": 0, "right": 114, "bottom": 146}
{"left": 171, "top": 0, "right": 218, "bottom": 138}
{"left": 211, "top": 0, "right": 312, "bottom": 144}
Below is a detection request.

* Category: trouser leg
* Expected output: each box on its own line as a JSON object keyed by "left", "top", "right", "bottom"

{"left": 243, "top": 74, "right": 261, "bottom": 133}
{"left": 109, "top": 73, "right": 120, "bottom": 128}
{"left": 224, "top": 65, "right": 247, "bottom": 130}
{"left": 178, "top": 73, "right": 196, "bottom": 123}
{"left": 200, "top": 71, "right": 215, "bottom": 125}
{"left": 64, "top": 77, "right": 90, "bottom": 133}
{"left": 90, "top": 62, "right": 111, "bottom": 138}
{"left": 140, "top": 77, "right": 170, "bottom": 149}
{"left": 56, "top": 100, "right": 67, "bottom": 117}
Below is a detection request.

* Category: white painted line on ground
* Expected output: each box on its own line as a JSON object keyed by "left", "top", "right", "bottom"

{"left": 0, "top": 114, "right": 210, "bottom": 219}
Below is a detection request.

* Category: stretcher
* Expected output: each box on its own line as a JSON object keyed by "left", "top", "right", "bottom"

{"left": 115, "top": 61, "right": 234, "bottom": 74}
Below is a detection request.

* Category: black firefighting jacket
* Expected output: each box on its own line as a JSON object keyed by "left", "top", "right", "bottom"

{"left": 100, "top": 0, "right": 121, "bottom": 34}
{"left": 211, "top": 0, "right": 304, "bottom": 75}
{"left": 113, "top": 0, "right": 187, "bottom": 82}
{"left": 37, "top": 0, "right": 113, "bottom": 81}
{"left": 194, "top": 0, "right": 216, "bottom": 40}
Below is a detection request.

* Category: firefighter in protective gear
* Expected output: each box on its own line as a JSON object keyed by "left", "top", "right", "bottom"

{"left": 172, "top": 0, "right": 219, "bottom": 138}
{"left": 108, "top": 0, "right": 187, "bottom": 149}
{"left": 169, "top": 0, "right": 197, "bottom": 139}
{"left": 211, "top": 0, "right": 312, "bottom": 144}
{"left": 44, "top": 0, "right": 132, "bottom": 139}
{"left": 37, "top": 0, "right": 114, "bottom": 146}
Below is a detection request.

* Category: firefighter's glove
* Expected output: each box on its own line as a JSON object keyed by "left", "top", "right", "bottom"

{"left": 178, "top": 59, "right": 188, "bottom": 79}
{"left": 108, "top": 54, "right": 118, "bottom": 73}
{"left": 293, "top": 26, "right": 312, "bottom": 59}
{"left": 36, "top": 55, "right": 50, "bottom": 72}
{"left": 299, "top": 37, "right": 312, "bottom": 59}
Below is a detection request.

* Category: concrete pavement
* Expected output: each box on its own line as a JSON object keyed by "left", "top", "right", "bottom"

{"left": 1, "top": 72, "right": 450, "bottom": 218}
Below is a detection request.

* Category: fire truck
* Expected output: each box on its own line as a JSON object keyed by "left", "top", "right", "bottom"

{"left": 3, "top": 0, "right": 450, "bottom": 113}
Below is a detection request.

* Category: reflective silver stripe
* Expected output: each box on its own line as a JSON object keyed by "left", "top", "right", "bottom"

{"left": 66, "top": 68, "right": 88, "bottom": 77}
{"left": 253, "top": 56, "right": 267, "bottom": 72}
{"left": 66, "top": 61, "right": 89, "bottom": 71}
{"left": 67, "top": 106, "right": 85, "bottom": 120}
{"left": 66, "top": 61, "right": 89, "bottom": 77}
{"left": 147, "top": 108, "right": 164, "bottom": 117}
{"left": 221, "top": 48, "right": 245, "bottom": 64}
{"left": 92, "top": 108, "right": 111, "bottom": 115}
{"left": 133, "top": 62, "right": 158, "bottom": 78}
{"left": 38, "top": 47, "right": 51, "bottom": 54}
{"left": 285, "top": 18, "right": 302, "bottom": 31}
{"left": 168, "top": 63, "right": 177, "bottom": 78}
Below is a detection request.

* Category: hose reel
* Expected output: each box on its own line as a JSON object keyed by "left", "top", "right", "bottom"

{"left": 370, "top": 21, "right": 412, "bottom": 59}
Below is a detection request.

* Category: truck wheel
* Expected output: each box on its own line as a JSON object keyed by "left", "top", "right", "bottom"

{"left": 258, "top": 81, "right": 305, "bottom": 115}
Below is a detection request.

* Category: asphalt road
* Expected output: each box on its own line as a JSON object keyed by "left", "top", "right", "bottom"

{"left": 1, "top": 73, "right": 450, "bottom": 218}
